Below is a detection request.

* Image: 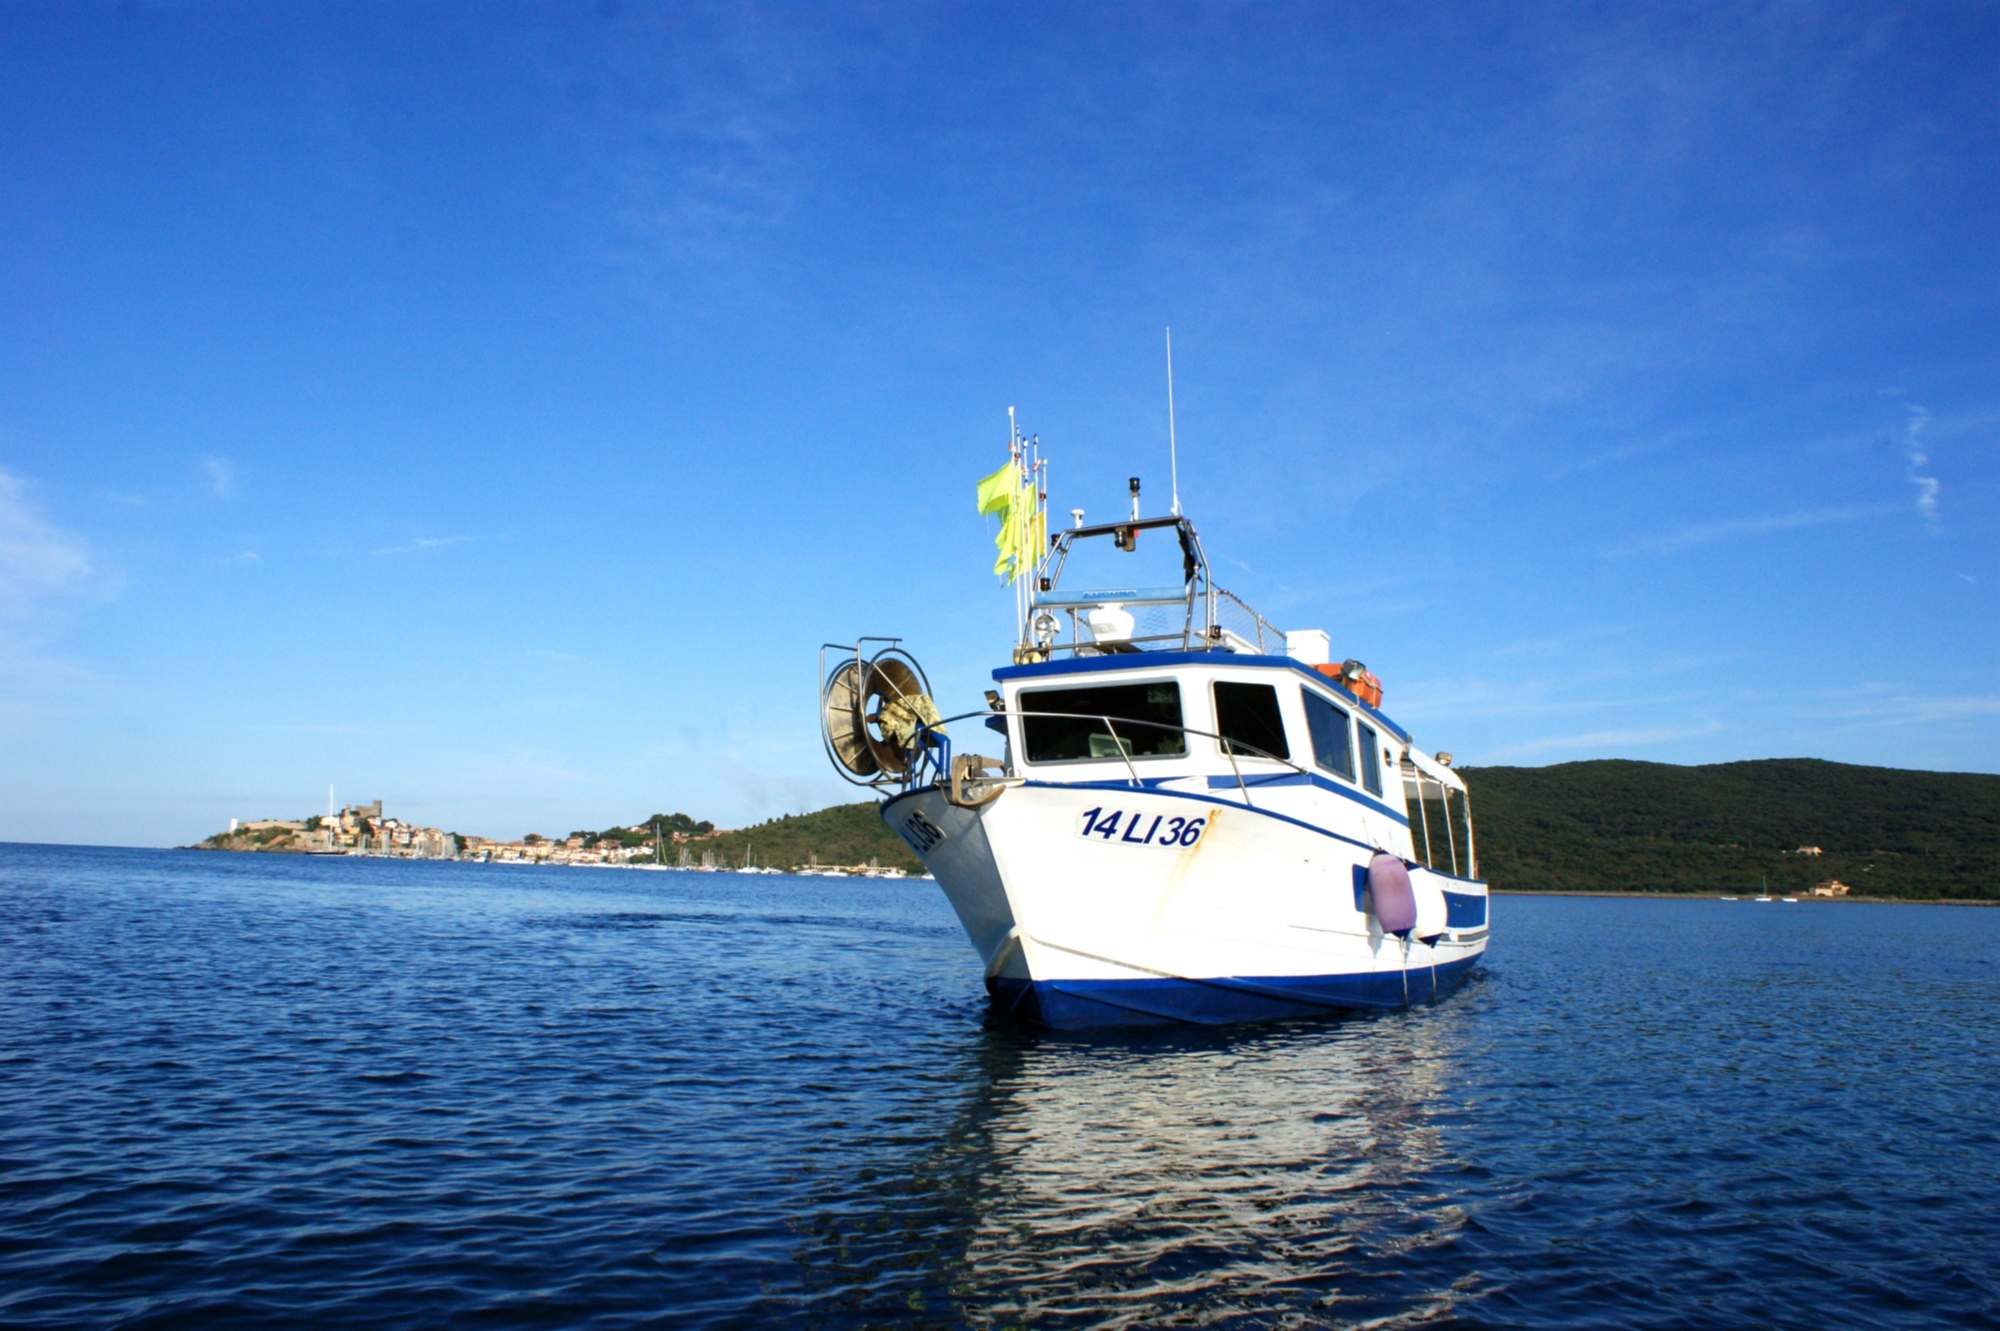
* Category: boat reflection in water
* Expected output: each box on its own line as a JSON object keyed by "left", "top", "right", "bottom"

{"left": 792, "top": 1000, "right": 1484, "bottom": 1326}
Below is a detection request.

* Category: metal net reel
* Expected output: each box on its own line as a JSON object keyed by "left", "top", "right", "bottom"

{"left": 820, "top": 644, "right": 942, "bottom": 785}
{"left": 821, "top": 659, "right": 879, "bottom": 779}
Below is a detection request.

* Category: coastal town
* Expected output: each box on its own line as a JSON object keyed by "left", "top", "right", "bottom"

{"left": 197, "top": 800, "right": 912, "bottom": 877}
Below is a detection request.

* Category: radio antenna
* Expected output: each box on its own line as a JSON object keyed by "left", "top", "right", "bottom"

{"left": 1166, "top": 327, "right": 1181, "bottom": 516}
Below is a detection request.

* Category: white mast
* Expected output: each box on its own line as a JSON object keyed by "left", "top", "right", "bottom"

{"left": 1001, "top": 407, "right": 1049, "bottom": 652}
{"left": 1008, "top": 407, "right": 1024, "bottom": 640}
{"left": 1166, "top": 327, "right": 1181, "bottom": 517}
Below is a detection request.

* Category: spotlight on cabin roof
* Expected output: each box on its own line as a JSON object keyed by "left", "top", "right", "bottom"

{"left": 1435, "top": 753, "right": 1453, "bottom": 767}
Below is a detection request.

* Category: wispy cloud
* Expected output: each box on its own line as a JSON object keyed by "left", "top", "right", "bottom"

{"left": 203, "top": 455, "right": 237, "bottom": 499}
{"left": 1604, "top": 504, "right": 1891, "bottom": 557}
{"left": 1901, "top": 404, "right": 1941, "bottom": 534}
{"left": 1483, "top": 720, "right": 1726, "bottom": 762}
{"left": 253, "top": 722, "right": 364, "bottom": 735}
{"left": 1807, "top": 693, "right": 2000, "bottom": 728}
{"left": 0, "top": 651, "right": 114, "bottom": 732}
{"left": 1395, "top": 681, "right": 1717, "bottom": 725}
{"left": 0, "top": 468, "right": 108, "bottom": 733}
{"left": 1543, "top": 437, "right": 1675, "bottom": 481}
{"left": 559, "top": 13, "right": 823, "bottom": 284}
{"left": 229, "top": 551, "right": 260, "bottom": 564}
{"left": 372, "top": 535, "right": 472, "bottom": 556}
{"left": 0, "top": 468, "right": 91, "bottom": 619}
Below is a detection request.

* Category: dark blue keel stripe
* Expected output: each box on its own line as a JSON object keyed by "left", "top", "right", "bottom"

{"left": 987, "top": 953, "right": 1481, "bottom": 1029}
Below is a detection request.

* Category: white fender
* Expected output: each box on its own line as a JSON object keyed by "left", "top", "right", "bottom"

{"left": 1412, "top": 875, "right": 1448, "bottom": 940}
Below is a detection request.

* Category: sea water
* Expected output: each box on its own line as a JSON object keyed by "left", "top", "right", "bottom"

{"left": 1, "top": 844, "right": 1994, "bottom": 1329}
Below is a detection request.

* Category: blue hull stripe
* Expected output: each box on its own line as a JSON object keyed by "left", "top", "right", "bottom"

{"left": 988, "top": 954, "right": 1481, "bottom": 1029}
{"left": 1019, "top": 780, "right": 1411, "bottom": 855}
{"left": 1199, "top": 771, "right": 1408, "bottom": 823}
{"left": 1020, "top": 771, "right": 1407, "bottom": 828}
{"left": 1442, "top": 890, "right": 1487, "bottom": 928}
{"left": 889, "top": 778, "right": 1461, "bottom": 864}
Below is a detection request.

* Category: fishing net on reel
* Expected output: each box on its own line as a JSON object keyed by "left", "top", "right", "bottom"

{"left": 820, "top": 646, "right": 944, "bottom": 786}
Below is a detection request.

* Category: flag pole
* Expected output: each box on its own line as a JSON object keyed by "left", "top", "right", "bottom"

{"left": 1167, "top": 327, "right": 1181, "bottom": 517}
{"left": 1009, "top": 408, "right": 1024, "bottom": 642}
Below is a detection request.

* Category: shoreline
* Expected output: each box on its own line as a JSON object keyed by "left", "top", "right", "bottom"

{"left": 1492, "top": 889, "right": 1997, "bottom": 906}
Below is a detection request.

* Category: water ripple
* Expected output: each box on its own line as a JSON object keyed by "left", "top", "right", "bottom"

{"left": 1, "top": 846, "right": 1995, "bottom": 1328}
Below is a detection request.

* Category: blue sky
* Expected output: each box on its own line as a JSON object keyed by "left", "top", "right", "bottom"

{"left": 2, "top": 2, "right": 1995, "bottom": 846}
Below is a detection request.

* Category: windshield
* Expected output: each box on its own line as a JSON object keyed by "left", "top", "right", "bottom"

{"left": 1019, "top": 681, "right": 1187, "bottom": 763}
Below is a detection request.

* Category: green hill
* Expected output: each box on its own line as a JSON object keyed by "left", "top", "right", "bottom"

{"left": 1459, "top": 758, "right": 2000, "bottom": 899}
{"left": 701, "top": 801, "right": 925, "bottom": 876}
{"left": 631, "top": 757, "right": 1999, "bottom": 896}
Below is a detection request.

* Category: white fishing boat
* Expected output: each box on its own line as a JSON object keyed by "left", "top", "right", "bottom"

{"left": 820, "top": 416, "right": 1488, "bottom": 1028}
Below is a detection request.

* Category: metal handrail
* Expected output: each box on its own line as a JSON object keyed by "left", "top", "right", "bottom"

{"left": 1212, "top": 587, "right": 1288, "bottom": 654}
{"left": 1021, "top": 596, "right": 1288, "bottom": 661}
{"left": 919, "top": 707, "right": 1315, "bottom": 809}
{"left": 1026, "top": 513, "right": 1229, "bottom": 660}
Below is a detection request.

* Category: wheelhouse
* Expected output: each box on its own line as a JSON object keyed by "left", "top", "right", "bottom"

{"left": 987, "top": 652, "right": 1471, "bottom": 867}
{"left": 982, "top": 503, "right": 1477, "bottom": 874}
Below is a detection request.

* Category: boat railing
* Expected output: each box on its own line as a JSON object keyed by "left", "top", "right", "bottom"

{"left": 917, "top": 707, "right": 1312, "bottom": 809}
{"left": 1210, "top": 588, "right": 1288, "bottom": 655}
{"left": 1019, "top": 589, "right": 1288, "bottom": 660}
{"left": 1023, "top": 514, "right": 1288, "bottom": 661}
{"left": 1399, "top": 757, "right": 1477, "bottom": 880}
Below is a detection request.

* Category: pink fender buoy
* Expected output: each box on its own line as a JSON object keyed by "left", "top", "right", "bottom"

{"left": 1368, "top": 853, "right": 1417, "bottom": 935}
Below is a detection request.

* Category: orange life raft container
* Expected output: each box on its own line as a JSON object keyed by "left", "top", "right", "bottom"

{"left": 1315, "top": 659, "right": 1383, "bottom": 709}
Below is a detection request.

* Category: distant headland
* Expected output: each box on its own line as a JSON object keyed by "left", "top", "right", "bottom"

{"left": 192, "top": 802, "right": 927, "bottom": 877}
{"left": 192, "top": 758, "right": 1997, "bottom": 900}
{"left": 1463, "top": 758, "right": 1997, "bottom": 901}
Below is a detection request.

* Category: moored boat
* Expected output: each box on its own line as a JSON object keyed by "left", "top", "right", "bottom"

{"left": 820, "top": 419, "right": 1488, "bottom": 1028}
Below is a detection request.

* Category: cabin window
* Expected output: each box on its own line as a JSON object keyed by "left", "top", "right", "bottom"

{"left": 1302, "top": 690, "right": 1355, "bottom": 781}
{"left": 1213, "top": 681, "right": 1290, "bottom": 761}
{"left": 1408, "top": 779, "right": 1449, "bottom": 871}
{"left": 1018, "top": 681, "right": 1186, "bottom": 763}
{"left": 1409, "top": 781, "right": 1476, "bottom": 878}
{"left": 1357, "top": 723, "right": 1383, "bottom": 795}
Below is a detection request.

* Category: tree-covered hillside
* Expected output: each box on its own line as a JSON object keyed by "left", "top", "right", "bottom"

{"left": 1460, "top": 759, "right": 2000, "bottom": 899}
{"left": 701, "top": 802, "right": 925, "bottom": 876}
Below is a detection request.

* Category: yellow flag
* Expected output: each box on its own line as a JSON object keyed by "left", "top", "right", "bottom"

{"left": 975, "top": 463, "right": 1015, "bottom": 516}
{"left": 993, "top": 480, "right": 1043, "bottom": 580}
{"left": 994, "top": 484, "right": 1020, "bottom": 577}
{"left": 1024, "top": 485, "right": 1046, "bottom": 568}
{"left": 977, "top": 464, "right": 1043, "bottom": 582}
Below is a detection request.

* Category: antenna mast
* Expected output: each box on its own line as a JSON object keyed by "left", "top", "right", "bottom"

{"left": 1166, "top": 327, "right": 1181, "bottom": 516}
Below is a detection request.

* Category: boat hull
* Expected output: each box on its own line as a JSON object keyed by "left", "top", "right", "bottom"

{"left": 987, "top": 955, "right": 1481, "bottom": 1028}
{"left": 883, "top": 782, "right": 1489, "bottom": 1030}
